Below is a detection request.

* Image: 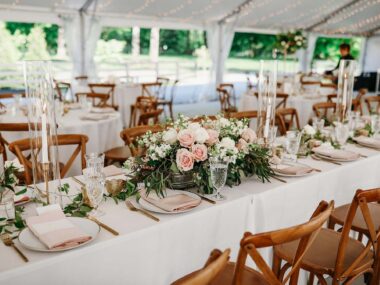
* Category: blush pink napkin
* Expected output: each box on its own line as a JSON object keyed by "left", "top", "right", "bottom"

{"left": 354, "top": 136, "right": 380, "bottom": 149}
{"left": 274, "top": 164, "right": 312, "bottom": 175}
{"left": 26, "top": 209, "right": 91, "bottom": 250}
{"left": 312, "top": 146, "right": 360, "bottom": 160}
{"left": 103, "top": 165, "right": 125, "bottom": 177}
{"left": 140, "top": 190, "right": 201, "bottom": 212}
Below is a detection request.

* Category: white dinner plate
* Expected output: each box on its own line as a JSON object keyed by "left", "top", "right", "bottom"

{"left": 18, "top": 217, "right": 100, "bottom": 252}
{"left": 356, "top": 141, "right": 380, "bottom": 150}
{"left": 272, "top": 162, "right": 313, "bottom": 177}
{"left": 314, "top": 152, "right": 359, "bottom": 162}
{"left": 138, "top": 190, "right": 201, "bottom": 214}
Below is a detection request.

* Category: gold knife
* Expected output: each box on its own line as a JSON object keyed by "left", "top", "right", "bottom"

{"left": 87, "top": 216, "right": 119, "bottom": 236}
{"left": 71, "top": 177, "right": 85, "bottom": 187}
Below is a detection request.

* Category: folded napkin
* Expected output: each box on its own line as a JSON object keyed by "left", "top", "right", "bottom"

{"left": 354, "top": 136, "right": 380, "bottom": 149}
{"left": 103, "top": 165, "right": 124, "bottom": 177}
{"left": 312, "top": 146, "right": 360, "bottom": 160}
{"left": 26, "top": 206, "right": 91, "bottom": 250}
{"left": 80, "top": 114, "right": 109, "bottom": 121}
{"left": 91, "top": 107, "right": 115, "bottom": 114}
{"left": 140, "top": 190, "right": 201, "bottom": 212}
{"left": 274, "top": 164, "right": 312, "bottom": 175}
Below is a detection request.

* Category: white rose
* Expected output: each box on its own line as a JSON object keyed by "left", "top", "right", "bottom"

{"left": 303, "top": 124, "right": 316, "bottom": 136}
{"left": 220, "top": 137, "right": 235, "bottom": 149}
{"left": 219, "top": 118, "right": 230, "bottom": 127}
{"left": 188, "top": 122, "right": 201, "bottom": 131}
{"left": 163, "top": 128, "right": 177, "bottom": 144}
{"left": 194, "top": 127, "right": 210, "bottom": 144}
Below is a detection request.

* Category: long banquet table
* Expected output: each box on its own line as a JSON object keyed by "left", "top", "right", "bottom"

{"left": 1, "top": 143, "right": 380, "bottom": 285}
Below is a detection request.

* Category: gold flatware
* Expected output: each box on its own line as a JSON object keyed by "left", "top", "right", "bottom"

{"left": 87, "top": 216, "right": 119, "bottom": 236}
{"left": 1, "top": 234, "right": 28, "bottom": 262}
{"left": 125, "top": 200, "right": 160, "bottom": 222}
{"left": 197, "top": 194, "right": 216, "bottom": 204}
{"left": 271, "top": 176, "right": 287, "bottom": 183}
{"left": 71, "top": 177, "right": 85, "bottom": 187}
{"left": 311, "top": 154, "right": 342, "bottom": 165}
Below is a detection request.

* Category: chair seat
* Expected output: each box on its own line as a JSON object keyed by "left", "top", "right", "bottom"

{"left": 330, "top": 203, "right": 380, "bottom": 234}
{"left": 172, "top": 262, "right": 269, "bottom": 285}
{"left": 274, "top": 228, "right": 373, "bottom": 277}
{"left": 156, "top": 99, "right": 172, "bottom": 105}
{"left": 104, "top": 146, "right": 131, "bottom": 162}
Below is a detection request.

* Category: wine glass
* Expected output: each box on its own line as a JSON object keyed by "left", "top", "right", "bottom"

{"left": 312, "top": 117, "right": 325, "bottom": 132}
{"left": 84, "top": 153, "right": 105, "bottom": 216}
{"left": 209, "top": 157, "right": 228, "bottom": 201}
{"left": 285, "top": 131, "right": 301, "bottom": 162}
{"left": 334, "top": 123, "right": 349, "bottom": 147}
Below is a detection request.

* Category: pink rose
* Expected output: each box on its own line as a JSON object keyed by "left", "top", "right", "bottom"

{"left": 241, "top": 128, "right": 257, "bottom": 143}
{"left": 205, "top": 129, "right": 219, "bottom": 145}
{"left": 176, "top": 149, "right": 194, "bottom": 171}
{"left": 177, "top": 129, "right": 195, "bottom": 148}
{"left": 191, "top": 144, "right": 208, "bottom": 162}
{"left": 236, "top": 138, "right": 248, "bottom": 153}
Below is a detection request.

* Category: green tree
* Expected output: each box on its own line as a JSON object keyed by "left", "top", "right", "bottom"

{"left": 313, "top": 37, "right": 362, "bottom": 62}
{"left": 0, "top": 22, "right": 20, "bottom": 63}
{"left": 140, "top": 28, "right": 151, "bottom": 55}
{"left": 100, "top": 27, "right": 132, "bottom": 53}
{"left": 24, "top": 26, "right": 50, "bottom": 60}
{"left": 229, "top": 32, "right": 277, "bottom": 59}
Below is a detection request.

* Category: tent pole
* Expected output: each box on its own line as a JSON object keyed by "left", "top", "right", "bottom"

{"left": 79, "top": 11, "right": 85, "bottom": 76}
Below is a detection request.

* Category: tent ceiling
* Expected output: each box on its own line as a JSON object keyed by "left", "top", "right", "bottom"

{"left": 1, "top": 0, "right": 380, "bottom": 36}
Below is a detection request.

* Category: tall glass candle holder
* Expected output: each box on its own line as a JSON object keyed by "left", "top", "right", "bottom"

{"left": 23, "top": 61, "right": 62, "bottom": 205}
{"left": 257, "top": 60, "right": 278, "bottom": 146}
{"left": 336, "top": 60, "right": 356, "bottom": 122}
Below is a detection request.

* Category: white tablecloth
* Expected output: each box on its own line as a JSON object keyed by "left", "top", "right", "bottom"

{"left": 0, "top": 105, "right": 123, "bottom": 176}
{"left": 1, "top": 144, "right": 380, "bottom": 285}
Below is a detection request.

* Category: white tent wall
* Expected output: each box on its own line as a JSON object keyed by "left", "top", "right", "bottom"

{"left": 362, "top": 36, "right": 380, "bottom": 72}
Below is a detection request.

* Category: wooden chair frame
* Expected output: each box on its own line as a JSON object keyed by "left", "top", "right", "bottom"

{"left": 234, "top": 201, "right": 334, "bottom": 285}
{"left": 312, "top": 102, "right": 336, "bottom": 118}
{"left": 228, "top": 111, "right": 258, "bottom": 120}
{"left": 129, "top": 96, "right": 158, "bottom": 127}
{"left": 54, "top": 80, "right": 72, "bottom": 102}
{"left": 276, "top": 108, "right": 300, "bottom": 135}
{"left": 216, "top": 87, "right": 237, "bottom": 114}
{"left": 364, "top": 96, "right": 380, "bottom": 114}
{"left": 0, "top": 123, "right": 30, "bottom": 161}
{"left": 137, "top": 109, "right": 163, "bottom": 126}
{"left": 141, "top": 82, "right": 162, "bottom": 99}
{"left": 8, "top": 134, "right": 88, "bottom": 184}
{"left": 88, "top": 83, "right": 117, "bottom": 110}
{"left": 276, "top": 93, "right": 289, "bottom": 109}
{"left": 121, "top": 125, "right": 163, "bottom": 156}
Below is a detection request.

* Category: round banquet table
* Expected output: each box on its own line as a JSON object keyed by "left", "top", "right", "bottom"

{"left": 71, "top": 82, "right": 141, "bottom": 127}
{"left": 0, "top": 102, "right": 124, "bottom": 177}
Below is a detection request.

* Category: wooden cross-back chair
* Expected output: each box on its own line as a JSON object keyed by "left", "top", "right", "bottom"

{"left": 275, "top": 190, "right": 378, "bottom": 285}
{"left": 156, "top": 79, "right": 179, "bottom": 120}
{"left": 54, "top": 80, "right": 72, "bottom": 102}
{"left": 216, "top": 87, "right": 237, "bottom": 114}
{"left": 219, "top": 83, "right": 236, "bottom": 107}
{"left": 74, "top": 75, "right": 88, "bottom": 85}
{"left": 75, "top": 92, "right": 110, "bottom": 109}
{"left": 190, "top": 115, "right": 218, "bottom": 123}
{"left": 364, "top": 95, "right": 380, "bottom": 114}
{"left": 121, "top": 125, "right": 163, "bottom": 157}
{"left": 137, "top": 109, "right": 163, "bottom": 126}
{"left": 0, "top": 93, "right": 25, "bottom": 100}
{"left": 88, "top": 83, "right": 118, "bottom": 110}
{"left": 228, "top": 111, "right": 258, "bottom": 120}
{"left": 141, "top": 82, "right": 162, "bottom": 99}
{"left": 8, "top": 134, "right": 88, "bottom": 185}
{"left": 276, "top": 93, "right": 289, "bottom": 109}
{"left": 172, "top": 249, "right": 231, "bottom": 285}
{"left": 327, "top": 94, "right": 337, "bottom": 103}
{"left": 173, "top": 201, "right": 334, "bottom": 285}
{"left": 156, "top": 77, "right": 170, "bottom": 100}
{"left": 352, "top": 88, "right": 368, "bottom": 115}
{"left": 129, "top": 96, "right": 158, "bottom": 127}
{"left": 275, "top": 108, "right": 300, "bottom": 135}
{"left": 0, "top": 123, "right": 30, "bottom": 161}
{"left": 312, "top": 102, "right": 336, "bottom": 119}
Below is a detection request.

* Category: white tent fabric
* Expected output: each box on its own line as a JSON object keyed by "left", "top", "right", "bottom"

{"left": 61, "top": 15, "right": 82, "bottom": 76}
{"left": 83, "top": 15, "right": 102, "bottom": 78}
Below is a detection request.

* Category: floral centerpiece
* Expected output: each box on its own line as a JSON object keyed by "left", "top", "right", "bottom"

{"left": 123, "top": 115, "right": 274, "bottom": 197}
{"left": 275, "top": 30, "right": 307, "bottom": 55}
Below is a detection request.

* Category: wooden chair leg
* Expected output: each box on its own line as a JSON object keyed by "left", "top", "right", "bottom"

{"left": 308, "top": 273, "right": 315, "bottom": 285}
{"left": 169, "top": 102, "right": 174, "bottom": 121}
{"left": 328, "top": 218, "right": 336, "bottom": 230}
{"left": 272, "top": 252, "right": 281, "bottom": 278}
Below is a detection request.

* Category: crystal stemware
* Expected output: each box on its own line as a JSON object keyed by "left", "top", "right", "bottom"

{"left": 334, "top": 123, "right": 350, "bottom": 147}
{"left": 84, "top": 153, "right": 105, "bottom": 216}
{"left": 285, "top": 131, "right": 301, "bottom": 162}
{"left": 209, "top": 157, "right": 228, "bottom": 201}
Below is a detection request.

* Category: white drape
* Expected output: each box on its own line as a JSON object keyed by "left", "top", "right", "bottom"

{"left": 297, "top": 33, "right": 317, "bottom": 72}
{"left": 205, "top": 18, "right": 237, "bottom": 100}
{"left": 84, "top": 15, "right": 102, "bottom": 78}
{"left": 60, "top": 14, "right": 82, "bottom": 77}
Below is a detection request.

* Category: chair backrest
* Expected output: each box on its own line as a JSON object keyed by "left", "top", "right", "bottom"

{"left": 364, "top": 96, "right": 380, "bottom": 114}
{"left": 321, "top": 83, "right": 337, "bottom": 89}
{"left": 121, "top": 125, "right": 163, "bottom": 156}
{"left": 276, "top": 93, "right": 289, "bottom": 109}
{"left": 74, "top": 75, "right": 88, "bottom": 84}
{"left": 0, "top": 123, "right": 30, "bottom": 161}
{"left": 312, "top": 102, "right": 336, "bottom": 118}
{"left": 156, "top": 77, "right": 170, "bottom": 100}
{"left": 129, "top": 96, "right": 158, "bottom": 127}
{"left": 169, "top": 79, "right": 180, "bottom": 102}
{"left": 352, "top": 88, "right": 367, "bottom": 115}
{"left": 76, "top": 92, "right": 110, "bottom": 108}
{"left": 228, "top": 111, "right": 258, "bottom": 120}
{"left": 276, "top": 108, "right": 300, "bottom": 135}
{"left": 88, "top": 83, "right": 116, "bottom": 108}
{"left": 8, "top": 134, "right": 88, "bottom": 184}
{"left": 190, "top": 115, "right": 218, "bottom": 123}
{"left": 0, "top": 93, "right": 25, "bottom": 100}
{"left": 233, "top": 201, "right": 334, "bottom": 285}
{"left": 333, "top": 188, "right": 380, "bottom": 281}
{"left": 55, "top": 81, "right": 72, "bottom": 102}
{"left": 216, "top": 87, "right": 236, "bottom": 113}
{"left": 172, "top": 249, "right": 231, "bottom": 285}
{"left": 141, "top": 82, "right": 162, "bottom": 98}
{"left": 327, "top": 94, "right": 337, "bottom": 103}
{"left": 137, "top": 109, "right": 163, "bottom": 126}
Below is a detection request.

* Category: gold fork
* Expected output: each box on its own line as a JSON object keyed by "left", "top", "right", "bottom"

{"left": 125, "top": 200, "right": 160, "bottom": 222}
{"left": 1, "top": 234, "right": 28, "bottom": 262}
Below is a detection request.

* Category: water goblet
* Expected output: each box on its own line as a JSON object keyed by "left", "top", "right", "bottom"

{"left": 78, "top": 94, "right": 88, "bottom": 109}
{"left": 312, "top": 117, "right": 325, "bottom": 132}
{"left": 285, "top": 131, "right": 301, "bottom": 162}
{"left": 334, "top": 123, "right": 350, "bottom": 147}
{"left": 209, "top": 157, "right": 228, "bottom": 201}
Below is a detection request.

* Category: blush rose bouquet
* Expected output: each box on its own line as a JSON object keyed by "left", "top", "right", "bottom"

{"left": 123, "top": 114, "right": 273, "bottom": 197}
